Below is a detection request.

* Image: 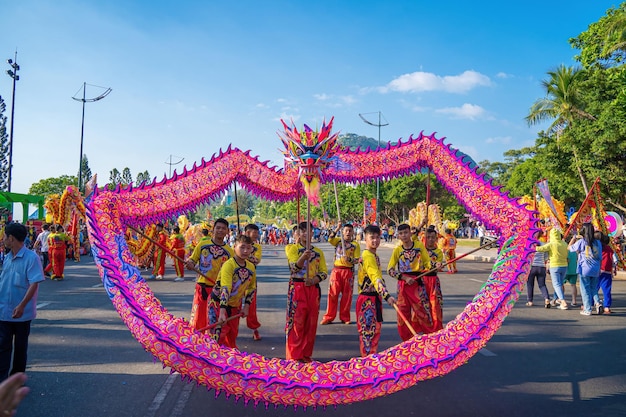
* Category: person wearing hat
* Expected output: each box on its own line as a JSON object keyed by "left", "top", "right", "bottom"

{"left": 0, "top": 223, "right": 45, "bottom": 381}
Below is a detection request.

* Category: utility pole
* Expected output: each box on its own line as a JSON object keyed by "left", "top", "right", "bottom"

{"left": 359, "top": 111, "right": 389, "bottom": 225}
{"left": 6, "top": 50, "right": 19, "bottom": 192}
{"left": 73, "top": 83, "right": 112, "bottom": 190}
{"left": 165, "top": 155, "right": 184, "bottom": 177}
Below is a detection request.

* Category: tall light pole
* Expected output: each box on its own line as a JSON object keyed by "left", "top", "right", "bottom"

{"left": 73, "top": 83, "right": 112, "bottom": 191}
{"left": 165, "top": 154, "right": 184, "bottom": 177}
{"left": 359, "top": 111, "right": 389, "bottom": 225}
{"left": 6, "top": 50, "right": 19, "bottom": 192}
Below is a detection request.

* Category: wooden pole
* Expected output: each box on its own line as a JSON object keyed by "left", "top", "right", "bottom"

{"left": 332, "top": 180, "right": 346, "bottom": 255}
{"left": 195, "top": 313, "right": 244, "bottom": 333}
{"left": 233, "top": 182, "right": 241, "bottom": 235}
{"left": 412, "top": 238, "right": 499, "bottom": 280}
{"left": 393, "top": 303, "right": 418, "bottom": 337}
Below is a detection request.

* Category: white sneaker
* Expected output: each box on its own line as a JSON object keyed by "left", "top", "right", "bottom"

{"left": 174, "top": 277, "right": 184, "bottom": 282}
{"left": 156, "top": 275, "right": 163, "bottom": 280}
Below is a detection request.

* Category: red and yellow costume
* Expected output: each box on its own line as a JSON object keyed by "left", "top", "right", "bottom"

{"left": 321, "top": 237, "right": 360, "bottom": 324}
{"left": 356, "top": 249, "right": 392, "bottom": 356}
{"left": 441, "top": 232, "right": 458, "bottom": 273}
{"left": 169, "top": 232, "right": 186, "bottom": 278}
{"left": 152, "top": 229, "right": 168, "bottom": 277}
{"left": 188, "top": 238, "right": 233, "bottom": 331}
{"left": 423, "top": 246, "right": 444, "bottom": 333}
{"left": 246, "top": 243, "right": 263, "bottom": 332}
{"left": 207, "top": 257, "right": 256, "bottom": 348}
{"left": 285, "top": 243, "right": 327, "bottom": 361}
{"left": 46, "top": 231, "right": 70, "bottom": 279}
{"left": 387, "top": 240, "right": 432, "bottom": 340}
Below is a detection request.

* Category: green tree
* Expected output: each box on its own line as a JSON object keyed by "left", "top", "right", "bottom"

{"left": 525, "top": 65, "right": 596, "bottom": 194}
{"left": 29, "top": 175, "right": 78, "bottom": 196}
{"left": 78, "top": 155, "right": 92, "bottom": 192}
{"left": 136, "top": 170, "right": 152, "bottom": 186}
{"left": 122, "top": 167, "right": 133, "bottom": 186}
{"left": 108, "top": 168, "right": 122, "bottom": 190}
{"left": 570, "top": 3, "right": 626, "bottom": 69}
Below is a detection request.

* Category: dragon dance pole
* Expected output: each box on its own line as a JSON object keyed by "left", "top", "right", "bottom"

{"left": 128, "top": 226, "right": 212, "bottom": 282}
{"left": 233, "top": 182, "right": 241, "bottom": 235}
{"left": 305, "top": 197, "right": 312, "bottom": 281}
{"left": 413, "top": 238, "right": 499, "bottom": 280}
{"left": 332, "top": 180, "right": 347, "bottom": 255}
{"left": 195, "top": 313, "right": 244, "bottom": 333}
{"left": 393, "top": 303, "right": 418, "bottom": 337}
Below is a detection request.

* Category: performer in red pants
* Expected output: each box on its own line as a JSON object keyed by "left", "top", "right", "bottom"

{"left": 423, "top": 227, "right": 445, "bottom": 333}
{"left": 387, "top": 223, "right": 432, "bottom": 340}
{"left": 285, "top": 222, "right": 327, "bottom": 362}
{"left": 46, "top": 225, "right": 70, "bottom": 280}
{"left": 321, "top": 223, "right": 360, "bottom": 325}
{"left": 150, "top": 223, "right": 168, "bottom": 280}
{"left": 170, "top": 226, "right": 186, "bottom": 282}
{"left": 244, "top": 224, "right": 263, "bottom": 340}
{"left": 185, "top": 219, "right": 233, "bottom": 331}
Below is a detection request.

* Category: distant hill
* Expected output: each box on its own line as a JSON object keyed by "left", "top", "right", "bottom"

{"left": 338, "top": 133, "right": 391, "bottom": 151}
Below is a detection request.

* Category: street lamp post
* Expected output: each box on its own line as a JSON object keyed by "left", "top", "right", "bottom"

{"left": 72, "top": 83, "right": 112, "bottom": 191}
{"left": 6, "top": 50, "right": 19, "bottom": 192}
{"left": 165, "top": 154, "right": 184, "bottom": 177}
{"left": 359, "top": 111, "right": 389, "bottom": 225}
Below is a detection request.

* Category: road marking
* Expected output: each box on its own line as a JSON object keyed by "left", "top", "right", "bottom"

{"left": 91, "top": 283, "right": 103, "bottom": 288}
{"left": 469, "top": 278, "right": 485, "bottom": 283}
{"left": 36, "top": 302, "right": 51, "bottom": 309}
{"left": 170, "top": 381, "right": 194, "bottom": 417}
{"left": 479, "top": 348, "right": 496, "bottom": 357}
{"left": 144, "top": 373, "right": 178, "bottom": 417}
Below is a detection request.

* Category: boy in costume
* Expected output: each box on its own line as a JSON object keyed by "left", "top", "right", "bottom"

{"left": 321, "top": 223, "right": 360, "bottom": 325}
{"left": 150, "top": 223, "right": 168, "bottom": 280}
{"left": 441, "top": 228, "right": 458, "bottom": 274}
{"left": 244, "top": 224, "right": 263, "bottom": 340}
{"left": 207, "top": 234, "right": 256, "bottom": 348}
{"left": 185, "top": 219, "right": 233, "bottom": 331}
{"left": 285, "top": 222, "right": 328, "bottom": 362}
{"left": 356, "top": 225, "right": 395, "bottom": 356}
{"left": 387, "top": 223, "right": 431, "bottom": 340}
{"left": 170, "top": 226, "right": 186, "bottom": 282}
{"left": 46, "top": 225, "right": 70, "bottom": 281}
{"left": 423, "top": 227, "right": 445, "bottom": 333}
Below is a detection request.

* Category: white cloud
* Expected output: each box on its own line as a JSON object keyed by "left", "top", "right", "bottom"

{"left": 436, "top": 103, "right": 487, "bottom": 120}
{"left": 382, "top": 70, "right": 491, "bottom": 94}
{"left": 485, "top": 136, "right": 512, "bottom": 144}
{"left": 496, "top": 72, "right": 513, "bottom": 79}
{"left": 274, "top": 112, "right": 300, "bottom": 123}
{"left": 313, "top": 93, "right": 357, "bottom": 107}
{"left": 255, "top": 102, "right": 269, "bottom": 109}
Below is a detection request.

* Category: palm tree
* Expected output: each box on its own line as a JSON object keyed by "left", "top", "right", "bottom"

{"left": 525, "top": 65, "right": 595, "bottom": 194}
{"left": 606, "top": 6, "right": 626, "bottom": 54}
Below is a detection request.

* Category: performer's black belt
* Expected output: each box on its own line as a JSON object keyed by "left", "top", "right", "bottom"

{"left": 291, "top": 278, "right": 306, "bottom": 282}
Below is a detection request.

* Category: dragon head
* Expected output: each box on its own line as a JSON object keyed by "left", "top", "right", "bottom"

{"left": 279, "top": 117, "right": 339, "bottom": 205}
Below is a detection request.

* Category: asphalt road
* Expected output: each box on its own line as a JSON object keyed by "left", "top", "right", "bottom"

{"left": 18, "top": 243, "right": 626, "bottom": 417}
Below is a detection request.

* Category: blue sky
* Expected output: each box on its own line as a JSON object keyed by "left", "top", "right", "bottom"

{"left": 0, "top": 0, "right": 619, "bottom": 195}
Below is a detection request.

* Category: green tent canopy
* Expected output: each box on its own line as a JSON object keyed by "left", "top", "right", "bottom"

{"left": 0, "top": 192, "right": 45, "bottom": 221}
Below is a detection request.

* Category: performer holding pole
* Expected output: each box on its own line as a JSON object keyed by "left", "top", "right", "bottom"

{"left": 285, "top": 221, "right": 328, "bottom": 362}
{"left": 356, "top": 225, "right": 397, "bottom": 355}
{"left": 185, "top": 219, "right": 233, "bottom": 332}
{"left": 321, "top": 181, "right": 360, "bottom": 325}
{"left": 387, "top": 223, "right": 432, "bottom": 340}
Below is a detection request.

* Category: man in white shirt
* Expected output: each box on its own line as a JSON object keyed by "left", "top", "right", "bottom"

{"left": 32, "top": 224, "right": 51, "bottom": 278}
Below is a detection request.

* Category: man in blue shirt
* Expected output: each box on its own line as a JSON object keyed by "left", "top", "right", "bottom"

{"left": 0, "top": 223, "right": 45, "bottom": 380}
